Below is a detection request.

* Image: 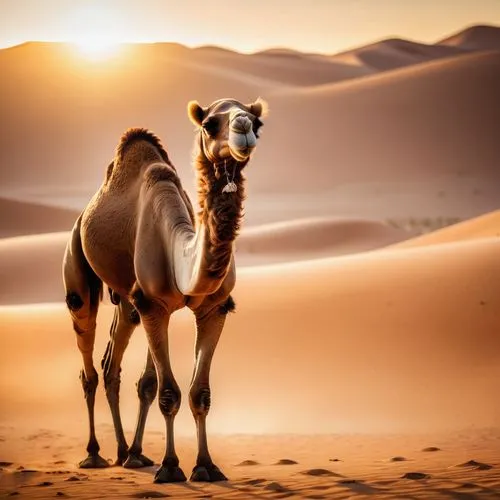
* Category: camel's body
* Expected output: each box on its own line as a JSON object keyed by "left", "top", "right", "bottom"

{"left": 63, "top": 98, "right": 266, "bottom": 483}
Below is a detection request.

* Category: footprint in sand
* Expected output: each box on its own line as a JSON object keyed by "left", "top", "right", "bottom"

{"left": 456, "top": 460, "right": 493, "bottom": 470}
{"left": 0, "top": 461, "right": 13, "bottom": 467}
{"left": 38, "top": 481, "right": 54, "bottom": 486}
{"left": 274, "top": 459, "right": 298, "bottom": 465}
{"left": 401, "top": 472, "right": 430, "bottom": 480}
{"left": 264, "top": 481, "right": 290, "bottom": 493}
{"left": 130, "top": 491, "right": 169, "bottom": 499}
{"left": 301, "top": 468, "right": 342, "bottom": 477}
{"left": 422, "top": 446, "right": 441, "bottom": 452}
{"left": 329, "top": 458, "right": 342, "bottom": 462}
{"left": 390, "top": 456, "right": 408, "bottom": 462}
{"left": 56, "top": 493, "right": 67, "bottom": 497}
{"left": 65, "top": 476, "right": 81, "bottom": 482}
{"left": 236, "top": 459, "right": 260, "bottom": 466}
{"left": 7, "top": 492, "right": 20, "bottom": 497}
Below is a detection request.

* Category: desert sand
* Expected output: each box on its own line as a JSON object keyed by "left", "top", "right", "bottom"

{"left": 1, "top": 24, "right": 500, "bottom": 499}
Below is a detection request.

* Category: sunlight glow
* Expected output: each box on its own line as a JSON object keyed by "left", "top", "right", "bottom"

{"left": 67, "top": 2, "right": 124, "bottom": 60}
{"left": 73, "top": 38, "right": 121, "bottom": 60}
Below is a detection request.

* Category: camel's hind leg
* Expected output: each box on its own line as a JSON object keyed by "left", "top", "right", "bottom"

{"left": 63, "top": 216, "right": 107, "bottom": 469}
{"left": 101, "top": 297, "right": 144, "bottom": 465}
{"left": 124, "top": 349, "right": 157, "bottom": 468}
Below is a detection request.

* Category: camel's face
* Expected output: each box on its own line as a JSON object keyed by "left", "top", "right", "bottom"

{"left": 188, "top": 98, "right": 267, "bottom": 164}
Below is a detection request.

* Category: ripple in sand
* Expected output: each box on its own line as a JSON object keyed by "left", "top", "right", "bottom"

{"left": 130, "top": 491, "right": 169, "bottom": 499}
{"left": 460, "top": 483, "right": 479, "bottom": 489}
{"left": 274, "top": 459, "right": 298, "bottom": 465}
{"left": 401, "top": 472, "right": 430, "bottom": 480}
{"left": 301, "top": 469, "right": 341, "bottom": 477}
{"left": 65, "top": 476, "right": 81, "bottom": 482}
{"left": 422, "top": 447, "right": 441, "bottom": 452}
{"left": 236, "top": 460, "right": 260, "bottom": 466}
{"left": 242, "top": 478, "right": 267, "bottom": 485}
{"left": 456, "top": 460, "right": 493, "bottom": 470}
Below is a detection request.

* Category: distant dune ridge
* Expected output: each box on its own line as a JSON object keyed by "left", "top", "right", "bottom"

{"left": 0, "top": 197, "right": 79, "bottom": 238}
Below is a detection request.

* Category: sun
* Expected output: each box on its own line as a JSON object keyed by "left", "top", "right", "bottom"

{"left": 73, "top": 38, "right": 121, "bottom": 61}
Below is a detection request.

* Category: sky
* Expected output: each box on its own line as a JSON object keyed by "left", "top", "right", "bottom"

{"left": 1, "top": 0, "right": 500, "bottom": 54}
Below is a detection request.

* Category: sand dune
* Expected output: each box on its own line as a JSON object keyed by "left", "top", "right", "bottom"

{"left": 439, "top": 24, "right": 500, "bottom": 51}
{"left": 0, "top": 232, "right": 68, "bottom": 305}
{"left": 333, "top": 38, "right": 464, "bottom": 71}
{"left": 0, "top": 197, "right": 79, "bottom": 238}
{"left": 236, "top": 217, "right": 411, "bottom": 265}
{"left": 393, "top": 210, "right": 500, "bottom": 249}
{"left": 260, "top": 51, "right": 500, "bottom": 196}
{"left": 0, "top": 216, "right": 412, "bottom": 305}
{"left": 1, "top": 237, "right": 499, "bottom": 434}
{"left": 1, "top": 33, "right": 500, "bottom": 226}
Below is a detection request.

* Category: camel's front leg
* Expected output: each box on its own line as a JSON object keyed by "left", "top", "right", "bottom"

{"left": 189, "top": 298, "right": 233, "bottom": 482}
{"left": 134, "top": 293, "right": 186, "bottom": 483}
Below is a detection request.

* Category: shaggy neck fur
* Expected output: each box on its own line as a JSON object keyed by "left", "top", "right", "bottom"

{"left": 193, "top": 134, "right": 247, "bottom": 281}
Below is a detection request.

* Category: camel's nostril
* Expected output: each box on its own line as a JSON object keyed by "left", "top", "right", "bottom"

{"left": 230, "top": 115, "right": 252, "bottom": 134}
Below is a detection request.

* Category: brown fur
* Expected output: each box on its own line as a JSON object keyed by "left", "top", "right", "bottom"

{"left": 115, "top": 128, "right": 172, "bottom": 166}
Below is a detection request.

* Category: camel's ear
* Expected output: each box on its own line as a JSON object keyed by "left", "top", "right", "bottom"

{"left": 247, "top": 97, "right": 269, "bottom": 118}
{"left": 187, "top": 100, "right": 207, "bottom": 126}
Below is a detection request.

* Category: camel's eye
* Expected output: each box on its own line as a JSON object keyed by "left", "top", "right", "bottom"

{"left": 253, "top": 118, "right": 263, "bottom": 138}
{"left": 202, "top": 116, "right": 219, "bottom": 137}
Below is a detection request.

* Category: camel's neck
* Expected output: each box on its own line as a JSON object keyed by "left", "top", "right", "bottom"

{"left": 172, "top": 137, "right": 246, "bottom": 296}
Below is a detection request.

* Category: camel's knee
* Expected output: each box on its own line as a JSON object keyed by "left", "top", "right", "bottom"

{"left": 189, "top": 386, "right": 211, "bottom": 417}
{"left": 103, "top": 369, "right": 121, "bottom": 400}
{"left": 66, "top": 292, "right": 84, "bottom": 311}
{"left": 137, "top": 371, "right": 157, "bottom": 406}
{"left": 158, "top": 384, "right": 181, "bottom": 417}
{"left": 67, "top": 292, "right": 97, "bottom": 336}
{"left": 131, "top": 287, "right": 153, "bottom": 315}
{"left": 80, "top": 368, "right": 98, "bottom": 396}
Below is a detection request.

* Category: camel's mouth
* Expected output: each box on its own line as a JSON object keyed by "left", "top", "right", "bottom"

{"left": 229, "top": 145, "right": 255, "bottom": 162}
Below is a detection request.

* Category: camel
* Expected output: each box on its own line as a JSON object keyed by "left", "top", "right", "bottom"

{"left": 62, "top": 97, "right": 267, "bottom": 483}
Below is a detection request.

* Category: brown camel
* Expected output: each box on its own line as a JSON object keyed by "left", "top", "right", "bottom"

{"left": 62, "top": 97, "right": 267, "bottom": 483}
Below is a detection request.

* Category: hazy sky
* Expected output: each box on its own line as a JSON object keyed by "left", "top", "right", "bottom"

{"left": 1, "top": 0, "right": 500, "bottom": 53}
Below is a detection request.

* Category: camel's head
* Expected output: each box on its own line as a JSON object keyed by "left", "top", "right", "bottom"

{"left": 187, "top": 97, "right": 267, "bottom": 164}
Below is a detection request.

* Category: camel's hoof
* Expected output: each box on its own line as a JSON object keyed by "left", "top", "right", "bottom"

{"left": 190, "top": 463, "right": 228, "bottom": 482}
{"left": 123, "top": 454, "right": 155, "bottom": 469}
{"left": 79, "top": 454, "right": 110, "bottom": 469}
{"left": 154, "top": 465, "right": 187, "bottom": 483}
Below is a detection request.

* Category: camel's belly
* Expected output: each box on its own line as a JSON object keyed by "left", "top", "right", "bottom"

{"left": 80, "top": 190, "right": 137, "bottom": 295}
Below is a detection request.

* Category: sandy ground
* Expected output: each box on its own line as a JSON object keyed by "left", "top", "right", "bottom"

{"left": 1, "top": 428, "right": 499, "bottom": 499}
